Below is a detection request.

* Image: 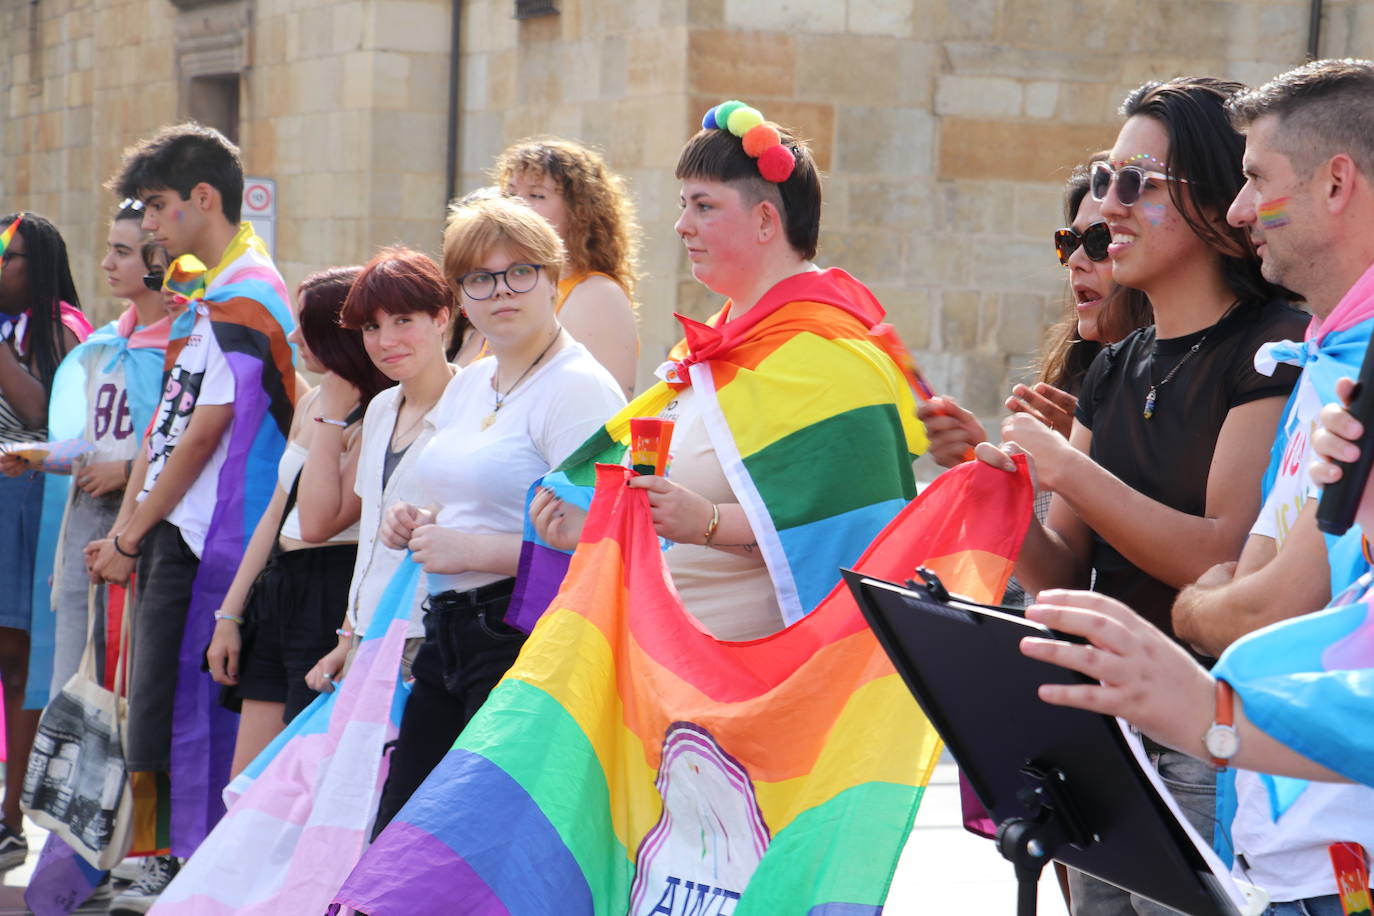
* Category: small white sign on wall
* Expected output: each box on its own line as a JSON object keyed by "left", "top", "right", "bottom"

{"left": 242, "top": 177, "right": 276, "bottom": 259}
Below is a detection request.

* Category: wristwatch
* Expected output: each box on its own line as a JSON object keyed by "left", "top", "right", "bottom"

{"left": 1204, "top": 679, "right": 1239, "bottom": 767}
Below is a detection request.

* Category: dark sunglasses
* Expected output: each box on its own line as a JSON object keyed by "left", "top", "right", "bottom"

{"left": 1089, "top": 161, "right": 1191, "bottom": 207}
{"left": 142, "top": 270, "right": 165, "bottom": 293}
{"left": 1053, "top": 221, "right": 1110, "bottom": 265}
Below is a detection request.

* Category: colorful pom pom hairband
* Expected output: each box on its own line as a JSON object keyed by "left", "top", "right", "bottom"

{"left": 701, "top": 100, "right": 797, "bottom": 183}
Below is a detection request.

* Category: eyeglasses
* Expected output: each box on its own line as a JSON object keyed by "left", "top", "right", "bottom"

{"left": 1090, "top": 161, "right": 1190, "bottom": 206}
{"left": 119, "top": 198, "right": 145, "bottom": 212}
{"left": 142, "top": 270, "right": 165, "bottom": 293}
{"left": 457, "top": 263, "right": 544, "bottom": 300}
{"left": 1053, "top": 221, "right": 1111, "bottom": 265}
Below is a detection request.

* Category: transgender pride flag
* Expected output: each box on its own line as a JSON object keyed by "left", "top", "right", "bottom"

{"left": 1212, "top": 571, "right": 1374, "bottom": 788}
{"left": 146, "top": 557, "right": 420, "bottom": 915}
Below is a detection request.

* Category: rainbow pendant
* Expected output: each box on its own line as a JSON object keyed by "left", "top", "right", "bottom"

{"left": 1143, "top": 386, "right": 1157, "bottom": 420}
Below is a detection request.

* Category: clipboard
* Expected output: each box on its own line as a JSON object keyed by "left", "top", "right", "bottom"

{"left": 843, "top": 568, "right": 1264, "bottom": 916}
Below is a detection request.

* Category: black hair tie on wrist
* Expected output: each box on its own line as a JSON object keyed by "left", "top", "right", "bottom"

{"left": 113, "top": 534, "right": 141, "bottom": 559}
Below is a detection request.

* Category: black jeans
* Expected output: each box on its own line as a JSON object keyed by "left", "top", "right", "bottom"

{"left": 371, "top": 578, "right": 525, "bottom": 839}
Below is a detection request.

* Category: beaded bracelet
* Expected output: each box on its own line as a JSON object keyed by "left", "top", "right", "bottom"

{"left": 336, "top": 628, "right": 355, "bottom": 639}
{"left": 214, "top": 611, "right": 244, "bottom": 625}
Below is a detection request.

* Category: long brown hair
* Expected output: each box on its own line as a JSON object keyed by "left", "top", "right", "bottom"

{"left": 493, "top": 139, "right": 640, "bottom": 299}
{"left": 1036, "top": 154, "right": 1153, "bottom": 392}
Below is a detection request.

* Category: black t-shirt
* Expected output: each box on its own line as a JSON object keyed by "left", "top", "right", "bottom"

{"left": 1073, "top": 298, "right": 1309, "bottom": 643}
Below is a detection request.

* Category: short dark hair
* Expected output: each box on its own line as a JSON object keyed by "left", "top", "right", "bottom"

{"left": 1120, "top": 77, "right": 1294, "bottom": 306}
{"left": 338, "top": 246, "right": 453, "bottom": 329}
{"left": 675, "top": 123, "right": 822, "bottom": 261}
{"left": 108, "top": 123, "right": 244, "bottom": 223}
{"left": 297, "top": 267, "right": 393, "bottom": 409}
{"left": 1227, "top": 58, "right": 1374, "bottom": 178}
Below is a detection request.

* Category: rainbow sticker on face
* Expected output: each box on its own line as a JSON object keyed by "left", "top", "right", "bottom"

{"left": 1258, "top": 196, "right": 1291, "bottom": 229}
{"left": 1140, "top": 202, "right": 1167, "bottom": 227}
{"left": 0, "top": 215, "right": 22, "bottom": 258}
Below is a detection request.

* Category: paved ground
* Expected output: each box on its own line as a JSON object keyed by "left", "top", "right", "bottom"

{"left": 0, "top": 753, "right": 1068, "bottom": 915}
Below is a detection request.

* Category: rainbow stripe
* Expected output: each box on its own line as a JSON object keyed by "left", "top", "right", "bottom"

{"left": 509, "top": 268, "right": 928, "bottom": 632}
{"left": 0, "top": 214, "right": 21, "bottom": 257}
{"left": 334, "top": 457, "right": 1032, "bottom": 914}
{"left": 1258, "top": 196, "right": 1291, "bottom": 229}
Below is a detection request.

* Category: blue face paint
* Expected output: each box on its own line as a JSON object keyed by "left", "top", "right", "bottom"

{"left": 1140, "top": 202, "right": 1167, "bottom": 227}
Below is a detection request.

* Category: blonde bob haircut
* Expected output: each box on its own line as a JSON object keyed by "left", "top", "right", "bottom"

{"left": 442, "top": 195, "right": 567, "bottom": 300}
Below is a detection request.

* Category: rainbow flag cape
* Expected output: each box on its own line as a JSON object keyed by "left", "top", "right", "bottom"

{"left": 509, "top": 268, "right": 928, "bottom": 632}
{"left": 332, "top": 456, "right": 1032, "bottom": 915}
{"left": 146, "top": 557, "right": 417, "bottom": 915}
{"left": 163, "top": 223, "right": 294, "bottom": 855}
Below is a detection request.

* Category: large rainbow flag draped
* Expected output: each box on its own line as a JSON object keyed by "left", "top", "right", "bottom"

{"left": 144, "top": 557, "right": 418, "bottom": 915}
{"left": 332, "top": 456, "right": 1033, "bottom": 915}
{"left": 509, "top": 267, "right": 928, "bottom": 632}
{"left": 163, "top": 223, "right": 294, "bottom": 855}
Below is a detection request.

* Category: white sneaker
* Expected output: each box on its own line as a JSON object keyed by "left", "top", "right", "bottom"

{"left": 111, "top": 856, "right": 145, "bottom": 886}
{"left": 109, "top": 854, "right": 180, "bottom": 915}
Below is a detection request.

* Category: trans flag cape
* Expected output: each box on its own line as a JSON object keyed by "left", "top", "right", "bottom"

{"left": 1212, "top": 569, "right": 1374, "bottom": 790}
{"left": 164, "top": 223, "right": 294, "bottom": 855}
{"left": 145, "top": 557, "right": 418, "bottom": 916}
{"left": 508, "top": 268, "right": 928, "bottom": 632}
{"left": 23, "top": 303, "right": 94, "bottom": 710}
{"left": 1243, "top": 262, "right": 1374, "bottom": 819}
{"left": 332, "top": 457, "right": 1034, "bottom": 915}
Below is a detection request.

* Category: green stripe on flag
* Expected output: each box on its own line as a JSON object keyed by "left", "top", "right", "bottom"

{"left": 458, "top": 678, "right": 634, "bottom": 916}
{"left": 744, "top": 403, "right": 914, "bottom": 531}
{"left": 736, "top": 782, "right": 924, "bottom": 915}
{"left": 558, "top": 427, "right": 624, "bottom": 487}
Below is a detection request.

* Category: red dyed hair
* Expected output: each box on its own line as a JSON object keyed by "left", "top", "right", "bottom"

{"left": 338, "top": 246, "right": 454, "bottom": 329}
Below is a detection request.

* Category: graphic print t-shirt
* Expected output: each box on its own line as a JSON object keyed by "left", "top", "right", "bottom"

{"left": 139, "top": 306, "right": 235, "bottom": 557}
{"left": 81, "top": 344, "right": 141, "bottom": 464}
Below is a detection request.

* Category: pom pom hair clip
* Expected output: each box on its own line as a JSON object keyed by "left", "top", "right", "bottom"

{"left": 701, "top": 100, "right": 797, "bottom": 183}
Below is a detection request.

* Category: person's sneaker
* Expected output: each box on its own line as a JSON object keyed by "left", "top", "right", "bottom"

{"left": 111, "top": 856, "right": 144, "bottom": 886}
{"left": 108, "top": 854, "right": 180, "bottom": 915}
{"left": 0, "top": 823, "right": 27, "bottom": 871}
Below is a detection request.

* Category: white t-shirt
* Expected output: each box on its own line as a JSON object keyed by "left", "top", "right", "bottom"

{"left": 1232, "top": 774, "right": 1374, "bottom": 900}
{"left": 140, "top": 306, "right": 235, "bottom": 557}
{"left": 1249, "top": 372, "right": 1323, "bottom": 548}
{"left": 1234, "top": 365, "right": 1374, "bottom": 900}
{"left": 417, "top": 342, "right": 624, "bottom": 596}
{"left": 660, "top": 387, "right": 783, "bottom": 641}
{"left": 80, "top": 343, "right": 141, "bottom": 464}
{"left": 346, "top": 380, "right": 451, "bottom": 638}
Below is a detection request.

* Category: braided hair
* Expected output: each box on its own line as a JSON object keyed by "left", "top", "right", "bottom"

{"left": 2, "top": 212, "right": 81, "bottom": 389}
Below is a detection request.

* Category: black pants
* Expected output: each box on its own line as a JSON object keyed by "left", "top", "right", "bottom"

{"left": 371, "top": 578, "right": 525, "bottom": 839}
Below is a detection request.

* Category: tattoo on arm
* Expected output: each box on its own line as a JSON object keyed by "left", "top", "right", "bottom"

{"left": 715, "top": 542, "right": 757, "bottom": 553}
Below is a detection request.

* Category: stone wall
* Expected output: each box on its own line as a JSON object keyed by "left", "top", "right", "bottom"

{"left": 1, "top": 0, "right": 1371, "bottom": 407}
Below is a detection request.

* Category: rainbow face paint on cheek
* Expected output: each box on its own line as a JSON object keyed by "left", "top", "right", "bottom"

{"left": 1258, "top": 196, "right": 1291, "bottom": 229}
{"left": 1140, "top": 202, "right": 1167, "bottom": 226}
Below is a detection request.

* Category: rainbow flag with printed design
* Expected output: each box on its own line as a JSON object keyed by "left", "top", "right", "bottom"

{"left": 508, "top": 267, "right": 928, "bottom": 632}
{"left": 332, "top": 456, "right": 1032, "bottom": 915}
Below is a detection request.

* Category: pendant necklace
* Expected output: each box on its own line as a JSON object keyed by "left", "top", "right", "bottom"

{"left": 1143, "top": 301, "right": 1238, "bottom": 420}
{"left": 481, "top": 328, "right": 562, "bottom": 430}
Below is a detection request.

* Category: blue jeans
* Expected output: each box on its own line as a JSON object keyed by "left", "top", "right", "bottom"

{"left": 1264, "top": 896, "right": 1344, "bottom": 916}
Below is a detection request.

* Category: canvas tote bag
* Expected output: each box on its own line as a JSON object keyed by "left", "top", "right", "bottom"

{"left": 21, "top": 585, "right": 134, "bottom": 869}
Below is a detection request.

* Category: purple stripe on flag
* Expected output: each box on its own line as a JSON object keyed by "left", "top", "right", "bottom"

{"left": 806, "top": 905, "right": 883, "bottom": 915}
{"left": 339, "top": 749, "right": 592, "bottom": 914}
{"left": 333, "top": 821, "right": 508, "bottom": 916}
{"left": 507, "top": 541, "right": 571, "bottom": 633}
{"left": 24, "top": 835, "right": 103, "bottom": 916}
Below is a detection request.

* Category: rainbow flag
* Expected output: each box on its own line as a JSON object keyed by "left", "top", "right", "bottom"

{"left": 332, "top": 456, "right": 1033, "bottom": 915}
{"left": 162, "top": 223, "right": 295, "bottom": 855}
{"left": 509, "top": 267, "right": 928, "bottom": 632}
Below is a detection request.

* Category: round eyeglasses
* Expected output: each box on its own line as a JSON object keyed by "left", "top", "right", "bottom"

{"left": 457, "top": 263, "right": 544, "bottom": 300}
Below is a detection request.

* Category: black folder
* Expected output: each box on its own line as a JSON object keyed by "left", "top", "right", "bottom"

{"left": 843, "top": 569, "right": 1261, "bottom": 916}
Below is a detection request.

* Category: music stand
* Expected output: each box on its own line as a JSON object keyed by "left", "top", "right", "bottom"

{"left": 843, "top": 568, "right": 1261, "bottom": 916}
